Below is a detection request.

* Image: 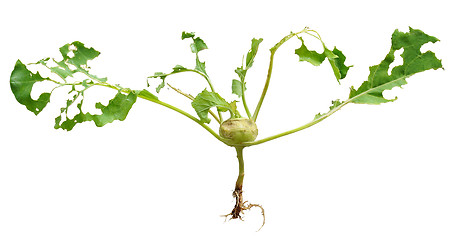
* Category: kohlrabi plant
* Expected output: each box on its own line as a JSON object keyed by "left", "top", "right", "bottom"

{"left": 10, "top": 27, "right": 443, "bottom": 230}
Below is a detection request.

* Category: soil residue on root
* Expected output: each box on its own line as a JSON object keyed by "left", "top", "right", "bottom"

{"left": 222, "top": 189, "right": 265, "bottom": 231}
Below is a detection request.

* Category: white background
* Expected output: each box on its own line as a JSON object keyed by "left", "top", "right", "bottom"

{"left": 1, "top": 0, "right": 452, "bottom": 239}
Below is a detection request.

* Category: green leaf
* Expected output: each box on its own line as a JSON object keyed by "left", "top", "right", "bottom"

{"left": 232, "top": 79, "right": 244, "bottom": 97}
{"left": 55, "top": 91, "right": 138, "bottom": 131}
{"left": 314, "top": 99, "right": 343, "bottom": 120}
{"left": 172, "top": 65, "right": 187, "bottom": 72}
{"left": 323, "top": 47, "right": 351, "bottom": 82}
{"left": 151, "top": 65, "right": 189, "bottom": 79}
{"left": 330, "top": 47, "right": 351, "bottom": 80}
{"left": 33, "top": 57, "right": 75, "bottom": 80}
{"left": 234, "top": 67, "right": 246, "bottom": 80}
{"left": 191, "top": 37, "right": 208, "bottom": 53}
{"left": 181, "top": 31, "right": 208, "bottom": 53}
{"left": 191, "top": 89, "right": 232, "bottom": 123}
{"left": 10, "top": 60, "right": 51, "bottom": 115}
{"left": 136, "top": 89, "right": 158, "bottom": 101}
{"left": 149, "top": 65, "right": 190, "bottom": 93}
{"left": 156, "top": 80, "right": 166, "bottom": 93}
{"left": 229, "top": 100, "right": 241, "bottom": 118}
{"left": 295, "top": 38, "right": 326, "bottom": 66}
{"left": 59, "top": 41, "right": 107, "bottom": 82}
{"left": 150, "top": 32, "right": 211, "bottom": 88}
{"left": 152, "top": 72, "right": 166, "bottom": 78}
{"left": 179, "top": 32, "right": 210, "bottom": 78}
{"left": 11, "top": 41, "right": 144, "bottom": 131}
{"left": 349, "top": 28, "right": 443, "bottom": 104}
{"left": 181, "top": 31, "right": 195, "bottom": 39}
{"left": 60, "top": 41, "right": 99, "bottom": 66}
{"left": 50, "top": 64, "right": 73, "bottom": 79}
{"left": 231, "top": 37, "right": 263, "bottom": 99}
{"left": 295, "top": 36, "right": 351, "bottom": 83}
{"left": 195, "top": 57, "right": 207, "bottom": 76}
{"left": 245, "top": 38, "right": 263, "bottom": 70}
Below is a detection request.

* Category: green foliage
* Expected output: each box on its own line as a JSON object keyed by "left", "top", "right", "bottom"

{"left": 55, "top": 91, "right": 138, "bottom": 131}
{"left": 149, "top": 32, "right": 211, "bottom": 95}
{"left": 9, "top": 27, "right": 443, "bottom": 145}
{"left": 330, "top": 48, "right": 350, "bottom": 80}
{"left": 312, "top": 28, "right": 443, "bottom": 122}
{"left": 314, "top": 99, "right": 344, "bottom": 120}
{"left": 182, "top": 32, "right": 209, "bottom": 76}
{"left": 295, "top": 36, "right": 351, "bottom": 83}
{"left": 244, "top": 38, "right": 263, "bottom": 70}
{"left": 58, "top": 41, "right": 107, "bottom": 82}
{"left": 181, "top": 31, "right": 195, "bottom": 39}
{"left": 349, "top": 28, "right": 443, "bottom": 104}
{"left": 9, "top": 27, "right": 444, "bottom": 226}
{"left": 181, "top": 31, "right": 208, "bottom": 53}
{"left": 294, "top": 38, "right": 325, "bottom": 66}
{"left": 150, "top": 65, "right": 190, "bottom": 93}
{"left": 191, "top": 89, "right": 238, "bottom": 123}
{"left": 232, "top": 38, "right": 263, "bottom": 98}
{"left": 10, "top": 60, "right": 51, "bottom": 115}
{"left": 10, "top": 41, "right": 156, "bottom": 130}
{"left": 10, "top": 28, "right": 442, "bottom": 231}
{"left": 232, "top": 79, "right": 244, "bottom": 97}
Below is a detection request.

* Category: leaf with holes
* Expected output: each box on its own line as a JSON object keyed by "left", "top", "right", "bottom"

{"left": 349, "top": 28, "right": 443, "bottom": 104}
{"left": 9, "top": 28, "right": 445, "bottom": 230}
{"left": 10, "top": 60, "right": 51, "bottom": 115}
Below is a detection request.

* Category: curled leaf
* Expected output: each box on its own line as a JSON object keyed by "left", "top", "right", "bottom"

{"left": 295, "top": 36, "right": 351, "bottom": 83}
{"left": 245, "top": 38, "right": 263, "bottom": 70}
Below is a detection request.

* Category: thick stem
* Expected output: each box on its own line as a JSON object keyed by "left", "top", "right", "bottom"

{"left": 234, "top": 146, "right": 245, "bottom": 191}
{"left": 230, "top": 146, "right": 245, "bottom": 219}
{"left": 225, "top": 146, "right": 265, "bottom": 230}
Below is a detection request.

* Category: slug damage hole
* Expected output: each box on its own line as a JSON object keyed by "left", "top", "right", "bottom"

{"left": 388, "top": 48, "right": 404, "bottom": 75}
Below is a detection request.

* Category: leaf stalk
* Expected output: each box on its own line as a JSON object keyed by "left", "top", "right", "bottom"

{"left": 81, "top": 81, "right": 228, "bottom": 144}
{"left": 241, "top": 80, "right": 252, "bottom": 119}
{"left": 252, "top": 28, "right": 309, "bottom": 122}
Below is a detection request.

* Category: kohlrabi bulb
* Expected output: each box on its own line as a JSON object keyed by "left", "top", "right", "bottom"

{"left": 219, "top": 118, "right": 258, "bottom": 144}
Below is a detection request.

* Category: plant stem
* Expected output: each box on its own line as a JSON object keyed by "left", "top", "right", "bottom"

{"left": 252, "top": 50, "right": 275, "bottom": 122}
{"left": 195, "top": 53, "right": 224, "bottom": 123}
{"left": 167, "top": 83, "right": 221, "bottom": 124}
{"left": 148, "top": 67, "right": 223, "bottom": 123}
{"left": 252, "top": 28, "right": 309, "bottom": 122}
{"left": 139, "top": 93, "right": 227, "bottom": 143}
{"left": 246, "top": 69, "right": 417, "bottom": 147}
{"left": 246, "top": 100, "right": 350, "bottom": 146}
{"left": 95, "top": 82, "right": 228, "bottom": 144}
{"left": 234, "top": 146, "right": 245, "bottom": 191}
{"left": 241, "top": 80, "right": 252, "bottom": 119}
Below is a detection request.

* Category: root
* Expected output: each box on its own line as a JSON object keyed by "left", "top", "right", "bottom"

{"left": 221, "top": 189, "right": 266, "bottom": 231}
